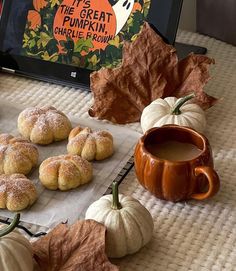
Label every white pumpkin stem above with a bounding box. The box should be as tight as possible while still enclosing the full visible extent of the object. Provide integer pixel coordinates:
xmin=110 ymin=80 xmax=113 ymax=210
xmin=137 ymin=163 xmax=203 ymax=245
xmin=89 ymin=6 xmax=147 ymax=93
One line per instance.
xmin=172 ymin=93 xmax=195 ymax=115
xmin=0 ymin=213 xmax=20 ymax=238
xmin=111 ymin=181 xmax=122 ymax=210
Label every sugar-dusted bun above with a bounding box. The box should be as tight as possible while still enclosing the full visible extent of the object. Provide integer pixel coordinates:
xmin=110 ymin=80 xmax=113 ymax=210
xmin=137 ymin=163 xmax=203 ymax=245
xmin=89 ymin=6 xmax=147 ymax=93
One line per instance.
xmin=39 ymin=154 xmax=93 ymax=191
xmin=67 ymin=126 xmax=114 ymax=161
xmin=0 ymin=174 xmax=37 ymax=211
xmin=18 ymin=106 xmax=72 ymax=145
xmin=0 ymin=134 xmax=39 ymax=175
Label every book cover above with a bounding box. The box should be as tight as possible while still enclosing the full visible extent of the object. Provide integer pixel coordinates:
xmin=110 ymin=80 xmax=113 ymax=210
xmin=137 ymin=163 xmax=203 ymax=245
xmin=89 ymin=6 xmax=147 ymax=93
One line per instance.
xmin=20 ymin=0 xmax=151 ymax=70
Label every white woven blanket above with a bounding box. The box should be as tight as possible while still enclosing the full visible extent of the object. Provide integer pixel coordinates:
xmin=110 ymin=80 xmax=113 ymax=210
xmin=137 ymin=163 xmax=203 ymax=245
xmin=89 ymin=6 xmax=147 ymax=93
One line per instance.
xmin=0 ymin=30 xmax=235 ymax=271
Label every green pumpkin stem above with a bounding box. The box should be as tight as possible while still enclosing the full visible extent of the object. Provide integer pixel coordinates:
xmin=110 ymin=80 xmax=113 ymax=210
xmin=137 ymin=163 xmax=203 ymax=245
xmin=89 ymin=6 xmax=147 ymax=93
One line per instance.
xmin=111 ymin=181 xmax=122 ymax=210
xmin=172 ymin=93 xmax=195 ymax=115
xmin=0 ymin=213 xmax=20 ymax=238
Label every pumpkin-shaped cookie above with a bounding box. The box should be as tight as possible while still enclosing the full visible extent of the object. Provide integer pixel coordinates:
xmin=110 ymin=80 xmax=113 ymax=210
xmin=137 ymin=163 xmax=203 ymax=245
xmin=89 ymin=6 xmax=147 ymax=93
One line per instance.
xmin=0 ymin=174 xmax=37 ymax=211
xmin=0 ymin=134 xmax=39 ymax=175
xmin=18 ymin=106 xmax=72 ymax=145
xmin=39 ymin=155 xmax=93 ymax=191
xmin=67 ymin=126 xmax=114 ymax=161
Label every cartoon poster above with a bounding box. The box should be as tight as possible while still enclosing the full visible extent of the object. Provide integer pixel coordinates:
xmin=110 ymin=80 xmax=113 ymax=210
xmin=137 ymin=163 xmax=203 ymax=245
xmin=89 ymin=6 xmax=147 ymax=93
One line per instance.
xmin=22 ymin=0 xmax=151 ymax=70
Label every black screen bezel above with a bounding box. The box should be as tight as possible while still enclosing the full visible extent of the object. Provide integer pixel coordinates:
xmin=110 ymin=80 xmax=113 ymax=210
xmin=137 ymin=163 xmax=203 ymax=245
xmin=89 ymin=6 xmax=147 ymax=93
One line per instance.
xmin=0 ymin=0 xmax=183 ymax=87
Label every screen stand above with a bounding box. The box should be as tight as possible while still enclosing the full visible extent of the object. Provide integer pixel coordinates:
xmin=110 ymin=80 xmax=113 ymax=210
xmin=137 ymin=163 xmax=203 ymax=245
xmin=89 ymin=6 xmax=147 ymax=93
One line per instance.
xmin=175 ymin=42 xmax=207 ymax=59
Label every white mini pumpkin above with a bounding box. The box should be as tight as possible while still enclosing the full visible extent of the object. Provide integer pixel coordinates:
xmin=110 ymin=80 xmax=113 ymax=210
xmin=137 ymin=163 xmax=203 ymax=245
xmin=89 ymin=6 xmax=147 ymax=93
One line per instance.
xmin=0 ymin=214 xmax=34 ymax=271
xmin=85 ymin=181 xmax=154 ymax=258
xmin=141 ymin=93 xmax=206 ymax=133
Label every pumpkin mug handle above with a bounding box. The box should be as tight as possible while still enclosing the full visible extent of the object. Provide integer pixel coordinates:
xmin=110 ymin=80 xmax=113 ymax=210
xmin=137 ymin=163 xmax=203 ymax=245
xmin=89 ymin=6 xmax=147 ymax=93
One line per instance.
xmin=191 ymin=166 xmax=220 ymax=200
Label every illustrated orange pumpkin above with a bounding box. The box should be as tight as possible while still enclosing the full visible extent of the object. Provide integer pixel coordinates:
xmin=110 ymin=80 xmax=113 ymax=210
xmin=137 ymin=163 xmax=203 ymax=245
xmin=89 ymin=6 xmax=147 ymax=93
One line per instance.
xmin=57 ymin=43 xmax=67 ymax=55
xmin=53 ymin=0 xmax=116 ymax=52
xmin=33 ymin=0 xmax=47 ymax=12
xmin=133 ymin=2 xmax=142 ymax=12
xmin=27 ymin=10 xmax=41 ymax=30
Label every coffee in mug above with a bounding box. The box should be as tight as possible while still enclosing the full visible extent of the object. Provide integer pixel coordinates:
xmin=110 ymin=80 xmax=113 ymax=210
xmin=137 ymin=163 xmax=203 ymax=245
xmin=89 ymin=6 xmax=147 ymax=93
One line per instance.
xmin=146 ymin=141 xmax=202 ymax=161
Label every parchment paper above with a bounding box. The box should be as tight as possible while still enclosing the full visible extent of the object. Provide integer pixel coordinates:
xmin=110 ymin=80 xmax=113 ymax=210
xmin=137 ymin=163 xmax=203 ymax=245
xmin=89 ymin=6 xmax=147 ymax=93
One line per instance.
xmin=0 ymin=100 xmax=141 ymax=228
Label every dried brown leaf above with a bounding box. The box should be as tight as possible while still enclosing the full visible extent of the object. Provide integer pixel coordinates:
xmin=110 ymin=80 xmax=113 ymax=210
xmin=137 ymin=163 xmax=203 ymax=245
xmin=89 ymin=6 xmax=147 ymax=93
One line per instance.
xmin=171 ymin=54 xmax=218 ymax=109
xmin=89 ymin=22 xmax=218 ymax=124
xmin=32 ymin=220 xmax=119 ymax=271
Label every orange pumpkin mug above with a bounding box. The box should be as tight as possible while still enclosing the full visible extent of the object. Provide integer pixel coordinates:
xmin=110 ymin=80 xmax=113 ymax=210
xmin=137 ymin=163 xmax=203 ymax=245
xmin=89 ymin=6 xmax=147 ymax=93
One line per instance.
xmin=134 ymin=125 xmax=220 ymax=202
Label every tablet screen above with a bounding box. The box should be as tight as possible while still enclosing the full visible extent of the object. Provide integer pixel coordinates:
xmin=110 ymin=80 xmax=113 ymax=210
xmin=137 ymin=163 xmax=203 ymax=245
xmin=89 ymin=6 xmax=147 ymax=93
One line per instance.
xmin=0 ymin=0 xmax=183 ymax=86
xmin=0 ymin=0 xmax=151 ymax=71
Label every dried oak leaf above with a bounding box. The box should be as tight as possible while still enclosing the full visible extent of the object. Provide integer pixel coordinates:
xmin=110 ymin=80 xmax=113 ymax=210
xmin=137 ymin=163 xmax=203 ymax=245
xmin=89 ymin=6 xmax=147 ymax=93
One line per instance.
xmin=32 ymin=220 xmax=119 ymax=271
xmin=89 ymin=22 xmax=218 ymax=124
